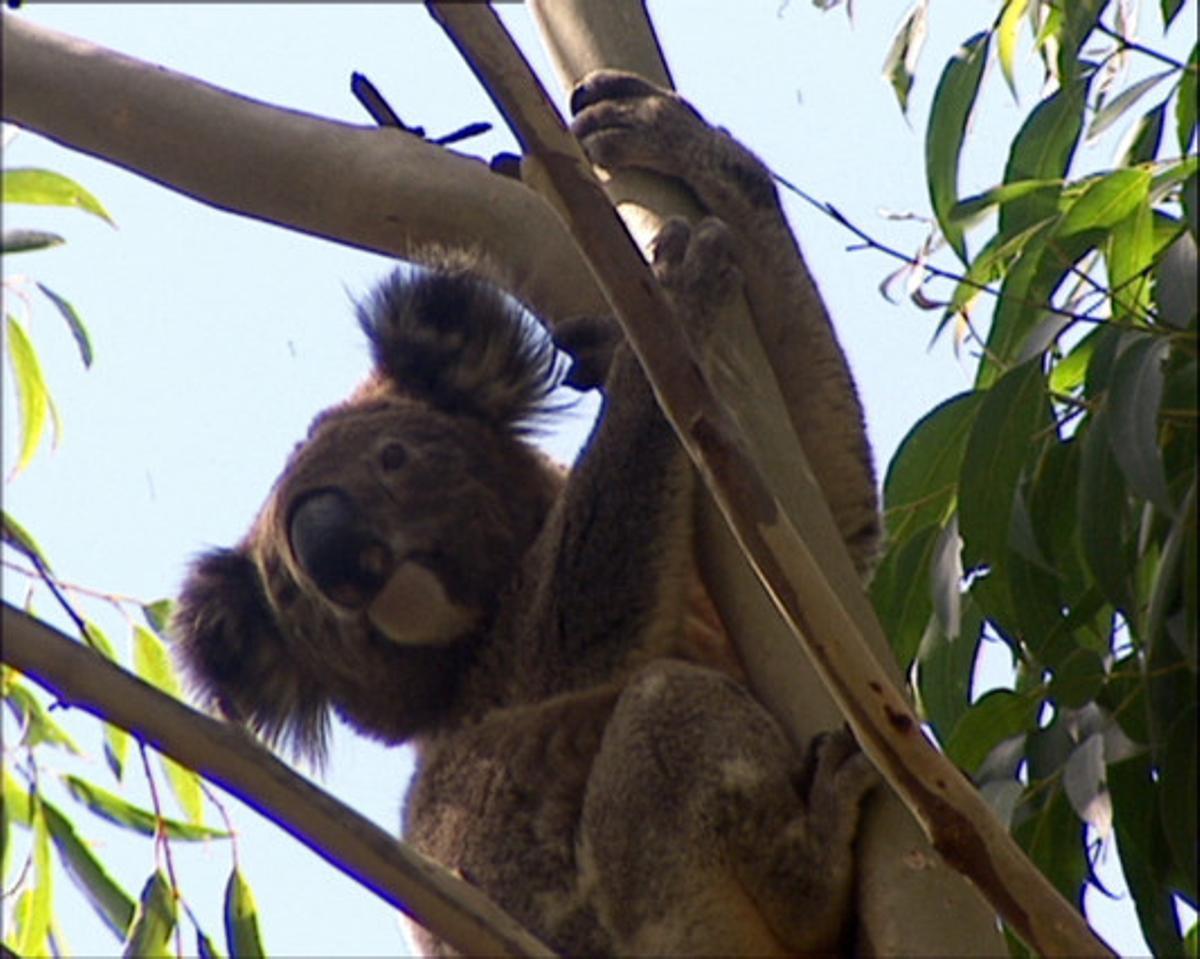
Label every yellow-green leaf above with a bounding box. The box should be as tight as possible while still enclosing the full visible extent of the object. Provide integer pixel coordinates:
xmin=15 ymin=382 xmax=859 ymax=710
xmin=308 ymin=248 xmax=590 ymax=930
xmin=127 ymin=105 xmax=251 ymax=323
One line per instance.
xmin=997 ymin=0 xmax=1030 ymax=99
xmin=63 ymin=775 xmax=228 ymax=841
xmin=881 ymin=0 xmax=929 ymax=115
xmin=1 ymin=510 xmax=53 ymax=571
xmin=14 ymin=802 xmax=53 ymax=956
xmin=4 ymin=314 xmax=59 ymax=479
xmin=42 ymin=800 xmax=136 ymax=938
xmin=123 ymin=871 xmax=176 ymax=959
xmin=2 ymin=167 xmax=116 ymax=226
xmin=133 ymin=624 xmax=181 ymax=697
xmin=224 ymin=868 xmax=265 ymax=959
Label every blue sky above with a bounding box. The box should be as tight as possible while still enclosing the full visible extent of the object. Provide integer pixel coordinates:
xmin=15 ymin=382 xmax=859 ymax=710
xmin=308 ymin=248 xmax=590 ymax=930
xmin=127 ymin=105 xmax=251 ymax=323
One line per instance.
xmin=3 ymin=3 xmax=1191 ymax=955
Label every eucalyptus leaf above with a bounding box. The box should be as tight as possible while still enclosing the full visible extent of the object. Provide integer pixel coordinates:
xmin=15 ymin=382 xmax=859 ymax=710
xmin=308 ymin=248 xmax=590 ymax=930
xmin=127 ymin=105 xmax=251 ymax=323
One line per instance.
xmin=1107 ymin=334 xmax=1173 ymax=515
xmin=2 ymin=168 xmax=116 ymax=225
xmin=124 ymin=871 xmax=176 ymax=959
xmin=925 ymin=31 xmax=989 ymax=263
xmin=225 ymin=868 xmax=265 ymax=959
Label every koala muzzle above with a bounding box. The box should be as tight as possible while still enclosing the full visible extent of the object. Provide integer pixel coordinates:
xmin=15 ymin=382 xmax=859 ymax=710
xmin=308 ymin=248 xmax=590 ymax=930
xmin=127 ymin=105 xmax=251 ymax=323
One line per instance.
xmin=288 ymin=488 xmax=392 ymax=610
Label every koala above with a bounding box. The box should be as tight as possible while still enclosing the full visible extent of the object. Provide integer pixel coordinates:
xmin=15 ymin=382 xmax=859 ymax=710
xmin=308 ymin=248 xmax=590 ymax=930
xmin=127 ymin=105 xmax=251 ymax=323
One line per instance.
xmin=173 ymin=71 xmax=880 ymax=956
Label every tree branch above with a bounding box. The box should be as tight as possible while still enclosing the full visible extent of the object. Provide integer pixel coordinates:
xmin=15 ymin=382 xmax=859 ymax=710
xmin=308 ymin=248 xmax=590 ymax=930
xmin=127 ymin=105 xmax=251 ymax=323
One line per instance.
xmin=427 ymin=4 xmax=1113 ymax=956
xmin=1 ymin=604 xmax=552 ymax=958
xmin=0 ymin=12 xmax=606 ymax=327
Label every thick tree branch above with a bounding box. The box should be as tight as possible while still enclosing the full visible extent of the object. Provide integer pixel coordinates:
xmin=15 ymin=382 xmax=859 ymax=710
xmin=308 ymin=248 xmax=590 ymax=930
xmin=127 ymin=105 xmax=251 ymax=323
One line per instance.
xmin=0 ymin=12 xmax=606 ymax=326
xmin=428 ymin=5 xmax=1113 ymax=957
xmin=1 ymin=604 xmax=552 ymax=958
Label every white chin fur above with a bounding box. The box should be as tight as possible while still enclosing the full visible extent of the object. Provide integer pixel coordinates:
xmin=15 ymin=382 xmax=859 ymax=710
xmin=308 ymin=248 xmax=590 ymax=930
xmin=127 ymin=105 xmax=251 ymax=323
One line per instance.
xmin=367 ymin=562 xmax=478 ymax=646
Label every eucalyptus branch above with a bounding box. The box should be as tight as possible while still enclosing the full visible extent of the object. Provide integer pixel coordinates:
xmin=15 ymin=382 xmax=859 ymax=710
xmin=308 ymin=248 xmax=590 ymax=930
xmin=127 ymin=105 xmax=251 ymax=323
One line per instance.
xmin=426 ymin=4 xmax=1114 ymax=956
xmin=1 ymin=604 xmax=553 ymax=958
xmin=1093 ymin=19 xmax=1190 ymax=72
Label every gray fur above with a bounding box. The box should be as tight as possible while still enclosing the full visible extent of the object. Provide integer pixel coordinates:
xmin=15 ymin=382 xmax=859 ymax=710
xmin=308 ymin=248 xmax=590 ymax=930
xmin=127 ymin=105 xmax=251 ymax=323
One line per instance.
xmin=173 ymin=71 xmax=880 ymax=956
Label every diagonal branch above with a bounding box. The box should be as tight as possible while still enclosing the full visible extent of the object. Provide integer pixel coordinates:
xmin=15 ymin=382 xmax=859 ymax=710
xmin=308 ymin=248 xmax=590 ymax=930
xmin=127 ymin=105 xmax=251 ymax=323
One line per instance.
xmin=426 ymin=4 xmax=1113 ymax=957
xmin=1 ymin=604 xmax=552 ymax=958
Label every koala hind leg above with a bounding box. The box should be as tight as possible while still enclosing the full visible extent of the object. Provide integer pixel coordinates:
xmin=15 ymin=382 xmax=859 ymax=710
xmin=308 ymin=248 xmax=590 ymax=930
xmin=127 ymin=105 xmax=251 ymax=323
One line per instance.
xmin=580 ymin=660 xmax=876 ymax=956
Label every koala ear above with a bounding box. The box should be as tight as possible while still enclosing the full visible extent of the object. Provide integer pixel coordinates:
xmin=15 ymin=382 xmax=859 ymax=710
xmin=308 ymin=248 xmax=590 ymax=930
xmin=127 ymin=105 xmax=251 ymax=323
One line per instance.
xmin=358 ymin=265 xmax=561 ymax=432
xmin=172 ymin=547 xmax=329 ymax=758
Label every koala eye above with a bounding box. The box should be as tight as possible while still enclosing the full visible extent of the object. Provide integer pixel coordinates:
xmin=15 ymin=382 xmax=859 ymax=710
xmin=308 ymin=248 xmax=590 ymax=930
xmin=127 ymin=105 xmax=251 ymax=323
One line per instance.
xmin=379 ymin=442 xmax=408 ymax=472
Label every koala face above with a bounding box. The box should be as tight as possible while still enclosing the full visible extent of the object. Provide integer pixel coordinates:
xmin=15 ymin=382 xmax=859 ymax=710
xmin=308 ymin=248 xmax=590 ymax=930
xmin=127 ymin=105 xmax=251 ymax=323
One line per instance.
xmin=276 ymin=397 xmax=556 ymax=645
xmin=173 ymin=263 xmax=562 ymax=754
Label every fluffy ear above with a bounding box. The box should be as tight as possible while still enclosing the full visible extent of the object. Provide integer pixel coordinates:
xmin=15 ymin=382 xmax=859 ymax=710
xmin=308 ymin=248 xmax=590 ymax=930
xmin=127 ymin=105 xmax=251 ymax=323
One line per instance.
xmin=358 ymin=265 xmax=560 ymax=432
xmin=172 ymin=548 xmax=329 ymax=757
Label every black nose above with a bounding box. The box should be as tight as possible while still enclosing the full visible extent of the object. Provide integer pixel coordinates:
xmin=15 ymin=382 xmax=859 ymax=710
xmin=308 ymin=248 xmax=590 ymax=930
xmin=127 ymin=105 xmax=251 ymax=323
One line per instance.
xmin=288 ymin=489 xmax=391 ymax=608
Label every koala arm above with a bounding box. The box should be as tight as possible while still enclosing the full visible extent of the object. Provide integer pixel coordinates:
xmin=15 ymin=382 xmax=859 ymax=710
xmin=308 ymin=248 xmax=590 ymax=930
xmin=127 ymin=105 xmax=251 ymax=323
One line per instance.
xmin=570 ymin=72 xmax=881 ymax=575
xmin=512 ymin=340 xmax=695 ymax=692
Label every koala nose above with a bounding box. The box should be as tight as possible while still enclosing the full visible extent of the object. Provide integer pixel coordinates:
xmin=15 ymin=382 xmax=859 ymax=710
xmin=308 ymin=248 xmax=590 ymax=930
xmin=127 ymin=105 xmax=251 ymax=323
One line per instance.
xmin=288 ymin=489 xmax=392 ymax=609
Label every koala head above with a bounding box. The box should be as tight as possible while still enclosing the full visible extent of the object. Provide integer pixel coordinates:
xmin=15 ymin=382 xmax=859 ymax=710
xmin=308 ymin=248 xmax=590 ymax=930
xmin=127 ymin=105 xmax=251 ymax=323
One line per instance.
xmin=172 ymin=261 xmax=564 ymax=755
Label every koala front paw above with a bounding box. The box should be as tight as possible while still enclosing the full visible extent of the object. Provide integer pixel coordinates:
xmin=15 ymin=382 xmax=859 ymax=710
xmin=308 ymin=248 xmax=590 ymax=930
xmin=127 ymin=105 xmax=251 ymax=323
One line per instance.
xmin=570 ymin=70 xmax=707 ymax=179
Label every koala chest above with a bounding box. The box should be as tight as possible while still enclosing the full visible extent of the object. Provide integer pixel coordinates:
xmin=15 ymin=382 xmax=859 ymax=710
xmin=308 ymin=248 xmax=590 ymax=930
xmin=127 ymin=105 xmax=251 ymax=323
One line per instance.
xmin=404 ymin=685 xmax=623 ymax=956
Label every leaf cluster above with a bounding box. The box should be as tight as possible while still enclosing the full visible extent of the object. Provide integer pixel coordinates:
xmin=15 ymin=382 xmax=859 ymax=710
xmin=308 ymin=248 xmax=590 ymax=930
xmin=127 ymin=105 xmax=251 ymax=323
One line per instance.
xmin=874 ymin=2 xmax=1196 ymax=954
xmin=2 ymin=168 xmax=267 ymax=958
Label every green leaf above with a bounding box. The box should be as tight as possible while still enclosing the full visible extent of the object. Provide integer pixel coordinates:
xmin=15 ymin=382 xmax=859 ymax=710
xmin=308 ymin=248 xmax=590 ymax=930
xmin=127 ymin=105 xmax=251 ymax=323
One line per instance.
xmin=958 ymin=358 xmax=1051 ymax=570
xmin=942 ymin=215 xmax=1058 ymax=337
xmin=1086 ymin=69 xmax=1174 ymax=143
xmin=1119 ymin=101 xmax=1167 ymax=167
xmin=1049 ymin=648 xmax=1107 ymax=710
xmin=996 ymin=0 xmax=1030 ymax=99
xmin=1107 ymin=194 xmax=1157 ymax=326
xmin=925 ymin=31 xmax=990 ymax=264
xmin=881 ymin=0 xmax=928 ymax=115
xmin=1178 ymin=43 xmax=1197 ymax=154
xmin=916 ymin=598 xmax=985 ymax=743
xmin=83 ymin=619 xmax=119 ymax=660
xmin=1054 ymin=0 xmax=1105 ymax=87
xmin=2 ymin=229 xmax=65 ymax=254
xmin=160 ymin=755 xmax=205 ymax=828
xmin=882 ymin=390 xmax=984 ymax=545
xmin=1077 ymin=411 xmax=1135 ymax=615
xmin=1110 ymin=753 xmax=1185 ymax=956
xmin=1000 ymin=78 xmax=1087 ymax=237
xmin=3 ymin=765 xmax=33 ymax=828
xmin=1058 ymin=168 xmax=1152 ymax=238
xmin=3 ymin=678 xmax=83 ymax=753
xmin=14 ymin=802 xmax=53 ymax=956
xmin=2 ymin=168 xmax=116 ymax=225
xmin=870 ymin=523 xmax=939 ymax=667
xmin=948 ymin=178 xmax=1062 ymax=229
xmin=1048 ymin=323 xmax=1103 ymax=394
xmin=1155 ymin=229 xmax=1198 ymax=330
xmin=1013 ymin=783 xmax=1086 ymax=903
xmin=141 ymin=599 xmax=175 ymax=635
xmin=4 ymin=314 xmax=59 ymax=479
xmin=1107 ymin=334 xmax=1173 ymax=515
xmin=36 ymin=282 xmax=93 ymax=368
xmin=105 ymin=723 xmax=131 ymax=782
xmin=224 ymin=868 xmax=265 ymax=959
xmin=946 ymin=688 xmax=1041 ymax=774
xmin=133 ymin=624 xmax=181 ymax=697
xmin=1 ymin=510 xmax=53 ymax=571
xmin=124 ymin=871 xmax=176 ymax=959
xmin=41 ymin=800 xmax=136 ymax=938
xmin=62 ymin=775 xmax=229 ymax=841
xmin=1161 ymin=0 xmax=1185 ymax=27
xmin=1161 ymin=704 xmax=1198 ymax=900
